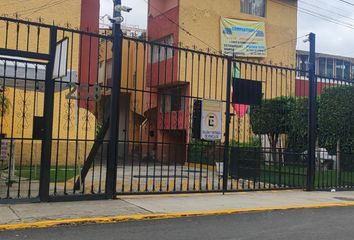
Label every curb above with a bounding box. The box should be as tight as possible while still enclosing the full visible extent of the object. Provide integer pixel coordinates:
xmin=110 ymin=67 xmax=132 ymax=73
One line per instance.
xmin=184 ymin=162 xmax=216 ymax=171
xmin=1 ymin=201 xmax=354 ymax=231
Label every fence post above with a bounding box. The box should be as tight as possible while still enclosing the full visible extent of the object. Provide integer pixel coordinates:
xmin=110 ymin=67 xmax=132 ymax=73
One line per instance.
xmin=106 ymin=0 xmax=123 ymax=198
xmin=223 ymin=57 xmax=232 ymax=193
xmin=39 ymin=26 xmax=57 ymax=202
xmin=307 ymin=32 xmax=316 ymax=191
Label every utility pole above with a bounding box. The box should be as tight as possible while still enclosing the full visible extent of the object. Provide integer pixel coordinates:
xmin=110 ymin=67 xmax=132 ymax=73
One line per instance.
xmin=307 ymin=33 xmax=316 ymax=191
xmin=106 ymin=0 xmax=124 ymax=198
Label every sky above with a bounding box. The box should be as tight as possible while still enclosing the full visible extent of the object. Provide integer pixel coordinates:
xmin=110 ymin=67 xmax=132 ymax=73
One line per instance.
xmin=100 ymin=0 xmax=354 ymax=58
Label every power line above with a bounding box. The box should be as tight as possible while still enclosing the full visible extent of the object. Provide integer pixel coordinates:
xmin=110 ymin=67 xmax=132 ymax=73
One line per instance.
xmin=141 ymin=0 xmax=219 ymax=53
xmin=22 ymin=0 xmax=72 ymax=17
xmin=271 ymin=0 xmax=354 ymax=30
xmin=9 ymin=0 xmax=73 ymax=18
xmin=0 ymin=0 xmax=33 ymax=9
xmin=13 ymin=0 xmax=55 ymax=15
xmin=299 ymin=0 xmax=354 ymax=23
xmin=313 ymin=0 xmax=354 ymax=15
xmin=337 ymin=0 xmax=354 ymax=7
xmin=266 ymin=34 xmax=309 ymax=51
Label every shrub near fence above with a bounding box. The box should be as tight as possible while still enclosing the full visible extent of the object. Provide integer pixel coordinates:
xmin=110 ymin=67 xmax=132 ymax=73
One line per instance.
xmin=229 ymin=138 xmax=262 ymax=180
xmin=188 ymin=141 xmax=223 ymax=165
xmin=318 ymin=85 xmax=354 ymax=185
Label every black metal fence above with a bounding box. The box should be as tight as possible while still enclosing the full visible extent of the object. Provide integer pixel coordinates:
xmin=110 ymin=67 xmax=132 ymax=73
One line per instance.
xmin=114 ymin=36 xmax=311 ymax=194
xmin=0 ymin=17 xmax=112 ymax=201
xmin=0 ymin=17 xmax=354 ymax=202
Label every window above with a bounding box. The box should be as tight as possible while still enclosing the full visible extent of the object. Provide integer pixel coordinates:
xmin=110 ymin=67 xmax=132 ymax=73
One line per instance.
xmin=299 ymin=55 xmax=309 ymax=76
xmin=319 ymin=58 xmax=326 ymax=76
xmin=327 ymin=59 xmax=334 ymax=78
xmin=160 ymin=93 xmax=170 ymax=113
xmin=160 ymin=87 xmax=184 ymax=113
xmin=241 ymin=0 xmax=266 ymax=17
xmin=170 ymin=88 xmax=183 ymax=112
xmin=318 ymin=57 xmax=341 ymax=78
xmin=150 ymin=35 xmax=174 ymax=64
xmin=336 ymin=59 xmax=344 ymax=79
xmin=352 ymin=65 xmax=354 ymax=81
xmin=344 ymin=61 xmax=350 ymax=80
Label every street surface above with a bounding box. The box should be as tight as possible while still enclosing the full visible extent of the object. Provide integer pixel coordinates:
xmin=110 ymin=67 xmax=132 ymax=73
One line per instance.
xmin=1 ymin=206 xmax=354 ymax=240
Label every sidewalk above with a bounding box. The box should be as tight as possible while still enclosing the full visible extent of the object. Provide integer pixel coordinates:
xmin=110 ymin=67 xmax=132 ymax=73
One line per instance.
xmin=1 ymin=190 xmax=354 ymax=230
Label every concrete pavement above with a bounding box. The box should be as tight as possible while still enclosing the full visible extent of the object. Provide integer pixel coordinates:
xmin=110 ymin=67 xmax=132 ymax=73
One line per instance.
xmin=1 ymin=190 xmax=354 ymax=230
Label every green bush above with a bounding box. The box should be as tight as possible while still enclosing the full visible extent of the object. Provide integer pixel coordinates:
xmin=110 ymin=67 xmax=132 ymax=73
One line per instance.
xmin=230 ymin=136 xmax=261 ymax=148
xmin=188 ymin=141 xmax=220 ymax=165
xmin=230 ymin=146 xmax=262 ymax=180
xmin=287 ymin=97 xmax=309 ymax=152
xmin=318 ymin=86 xmax=354 ymax=154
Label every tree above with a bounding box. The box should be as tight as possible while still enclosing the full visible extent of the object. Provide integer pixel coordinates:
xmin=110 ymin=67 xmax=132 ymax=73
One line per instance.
xmin=287 ymin=97 xmax=308 ymax=152
xmin=139 ymin=31 xmax=147 ymax=40
xmin=318 ymin=85 xmax=354 ymax=175
xmin=250 ymin=97 xmax=290 ymax=162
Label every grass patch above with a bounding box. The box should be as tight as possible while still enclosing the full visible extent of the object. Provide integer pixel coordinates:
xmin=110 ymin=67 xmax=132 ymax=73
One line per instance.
xmin=258 ymin=164 xmax=354 ymax=188
xmin=15 ymin=166 xmax=81 ymax=183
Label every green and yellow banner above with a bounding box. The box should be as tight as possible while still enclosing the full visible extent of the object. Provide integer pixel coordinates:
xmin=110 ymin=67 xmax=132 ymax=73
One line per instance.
xmin=220 ymin=18 xmax=267 ymax=57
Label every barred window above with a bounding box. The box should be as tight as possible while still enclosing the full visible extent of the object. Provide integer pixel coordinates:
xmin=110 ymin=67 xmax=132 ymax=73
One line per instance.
xmin=241 ymin=0 xmax=266 ymax=17
xmin=160 ymin=87 xmax=185 ymax=113
xmin=150 ymin=35 xmax=174 ymax=64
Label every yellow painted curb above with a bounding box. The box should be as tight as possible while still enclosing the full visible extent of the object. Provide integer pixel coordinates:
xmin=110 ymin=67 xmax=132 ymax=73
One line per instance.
xmin=184 ymin=162 xmax=216 ymax=171
xmin=2 ymin=201 xmax=354 ymax=231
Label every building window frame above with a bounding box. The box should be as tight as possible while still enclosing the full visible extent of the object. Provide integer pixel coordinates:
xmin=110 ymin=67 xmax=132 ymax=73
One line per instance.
xmin=150 ymin=35 xmax=174 ymax=64
xmin=240 ymin=0 xmax=266 ymax=17
xmin=318 ymin=57 xmax=326 ymax=76
xmin=327 ymin=58 xmax=334 ymax=78
xmin=336 ymin=59 xmax=344 ymax=79
xmin=299 ymin=54 xmax=309 ymax=77
xmin=159 ymin=87 xmax=185 ymax=113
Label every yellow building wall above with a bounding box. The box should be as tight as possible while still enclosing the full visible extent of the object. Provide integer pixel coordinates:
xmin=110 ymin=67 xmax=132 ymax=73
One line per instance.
xmin=0 ymin=1 xmax=100 ymax=167
xmin=0 ymin=0 xmax=81 ymax=27
xmin=0 ymin=0 xmax=82 ymax=69
xmin=176 ymin=0 xmax=298 ymax=143
xmin=1 ymin=87 xmax=96 ymax=167
xmin=178 ymin=0 xmax=297 ymax=66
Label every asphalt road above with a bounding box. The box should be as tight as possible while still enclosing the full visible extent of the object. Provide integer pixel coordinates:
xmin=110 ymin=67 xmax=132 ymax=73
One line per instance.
xmin=2 ymin=206 xmax=354 ymax=240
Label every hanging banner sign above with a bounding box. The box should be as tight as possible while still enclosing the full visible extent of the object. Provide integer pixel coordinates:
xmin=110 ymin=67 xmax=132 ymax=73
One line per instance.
xmin=201 ymin=100 xmax=222 ymax=141
xmin=220 ymin=18 xmax=267 ymax=57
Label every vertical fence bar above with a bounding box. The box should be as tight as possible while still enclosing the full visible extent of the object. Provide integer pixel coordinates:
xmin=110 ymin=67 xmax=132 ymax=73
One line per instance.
xmin=223 ymin=57 xmax=232 ymax=193
xmin=39 ymin=26 xmax=57 ymax=202
xmin=106 ymin=0 xmax=123 ymax=198
xmin=307 ymin=33 xmax=316 ymax=191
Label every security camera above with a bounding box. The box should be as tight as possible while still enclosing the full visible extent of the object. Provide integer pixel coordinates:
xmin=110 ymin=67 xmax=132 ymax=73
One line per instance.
xmin=109 ymin=16 xmax=125 ymax=24
xmin=114 ymin=5 xmax=133 ymax=13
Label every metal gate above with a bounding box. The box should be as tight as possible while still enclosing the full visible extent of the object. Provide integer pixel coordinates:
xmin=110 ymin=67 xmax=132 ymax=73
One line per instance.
xmin=114 ymin=36 xmax=311 ymax=194
xmin=0 ymin=17 xmax=113 ymax=202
